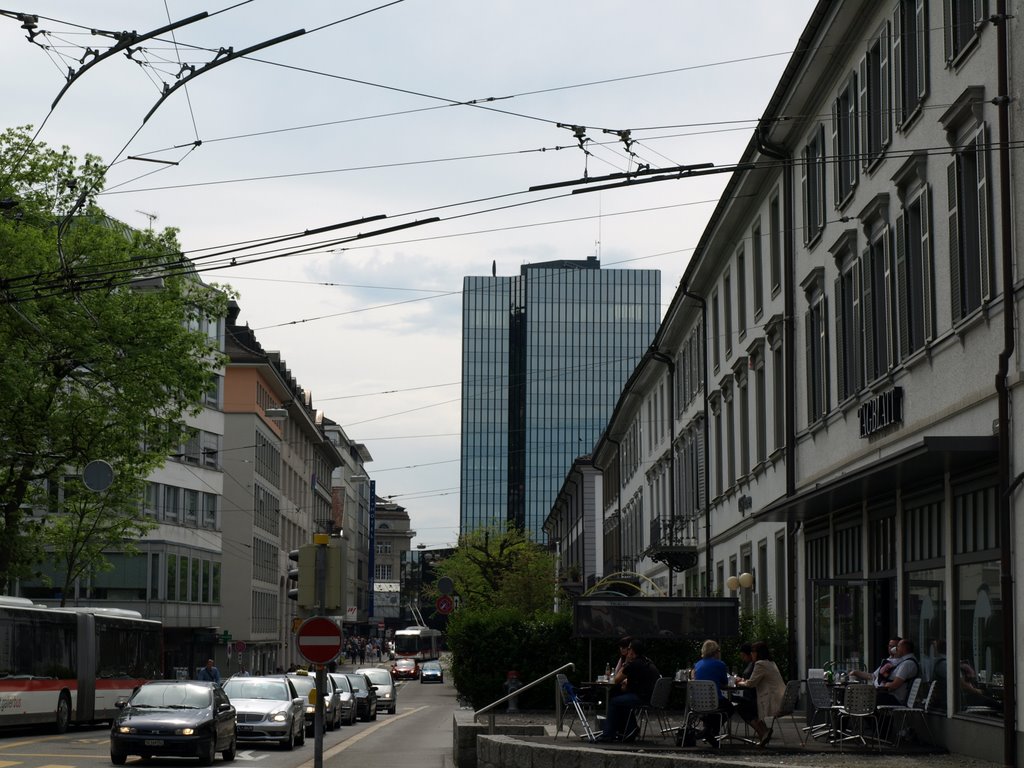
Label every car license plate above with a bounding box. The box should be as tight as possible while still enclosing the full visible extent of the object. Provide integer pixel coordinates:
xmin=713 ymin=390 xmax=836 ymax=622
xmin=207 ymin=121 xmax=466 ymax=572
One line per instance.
xmin=238 ymin=726 xmax=253 ymax=733
xmin=144 ymin=740 xmax=164 ymax=746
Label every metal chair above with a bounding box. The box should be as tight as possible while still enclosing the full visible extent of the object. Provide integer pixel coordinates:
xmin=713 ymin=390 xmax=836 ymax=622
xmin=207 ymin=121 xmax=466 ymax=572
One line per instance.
xmin=767 ymin=679 xmax=806 ymax=746
xmin=637 ymin=676 xmax=675 ymax=740
xmin=674 ymin=679 xmax=722 ymax=747
xmin=804 ymin=677 xmax=835 ymax=741
xmin=556 ymin=674 xmax=596 ymax=742
xmin=836 ymin=683 xmax=881 ymax=751
xmin=875 ymin=677 xmax=921 ymax=742
xmin=890 ymin=680 xmax=936 ymax=747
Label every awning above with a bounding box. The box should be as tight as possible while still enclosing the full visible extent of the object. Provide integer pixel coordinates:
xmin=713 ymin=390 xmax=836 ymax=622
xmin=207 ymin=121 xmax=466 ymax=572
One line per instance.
xmin=753 ymin=435 xmax=998 ymax=523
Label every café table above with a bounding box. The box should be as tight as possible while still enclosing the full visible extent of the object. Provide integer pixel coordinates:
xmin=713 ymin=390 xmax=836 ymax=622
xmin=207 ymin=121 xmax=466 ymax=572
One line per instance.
xmin=716 ymin=683 xmax=758 ymax=746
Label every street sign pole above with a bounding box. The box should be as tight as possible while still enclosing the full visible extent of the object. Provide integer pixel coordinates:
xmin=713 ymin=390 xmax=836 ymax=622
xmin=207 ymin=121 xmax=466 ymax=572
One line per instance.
xmin=313 ymin=533 xmax=327 ymax=768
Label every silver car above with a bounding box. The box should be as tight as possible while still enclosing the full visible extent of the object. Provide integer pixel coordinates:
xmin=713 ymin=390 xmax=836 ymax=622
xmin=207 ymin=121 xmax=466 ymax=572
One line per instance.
xmin=221 ymin=676 xmax=305 ymax=750
xmin=356 ymin=667 xmax=398 ymax=714
xmin=286 ymin=673 xmax=342 ymax=734
xmin=328 ymin=673 xmax=358 ymax=725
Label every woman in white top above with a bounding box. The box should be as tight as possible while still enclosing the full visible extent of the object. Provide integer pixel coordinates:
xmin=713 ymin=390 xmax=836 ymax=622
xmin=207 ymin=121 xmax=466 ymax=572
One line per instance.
xmin=734 ymin=640 xmax=787 ymax=746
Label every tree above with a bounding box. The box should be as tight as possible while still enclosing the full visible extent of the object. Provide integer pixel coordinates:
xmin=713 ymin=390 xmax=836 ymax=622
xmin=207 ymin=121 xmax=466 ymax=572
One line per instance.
xmin=0 ymin=125 xmax=229 ymax=595
xmin=434 ymin=526 xmax=556 ymax=616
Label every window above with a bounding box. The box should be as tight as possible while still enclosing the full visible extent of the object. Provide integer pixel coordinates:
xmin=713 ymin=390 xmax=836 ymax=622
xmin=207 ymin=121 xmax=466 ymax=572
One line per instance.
xmin=832 ymin=230 xmax=861 ymax=402
xmin=948 ymin=129 xmax=992 ymax=323
xmin=712 ymin=395 xmax=723 ymax=498
xmin=860 ymin=23 xmax=891 ymax=166
xmin=184 ymin=489 xmax=199 ymax=525
xmin=374 ymin=564 xmax=392 ymax=581
xmin=736 ymin=248 xmax=747 ymax=341
xmin=802 ymin=271 xmax=829 ymax=424
xmin=944 ymin=0 xmax=987 ymax=63
xmin=832 ymin=72 xmax=859 ymax=203
xmin=772 ymin=344 xmax=784 ymax=451
xmin=769 ymin=193 xmax=782 ymax=294
xmin=893 ymin=0 xmax=929 ymax=127
xmin=862 ymin=222 xmax=893 ymax=383
xmin=166 ymin=555 xmax=177 ymax=601
xmin=749 ymin=343 xmax=767 ymax=465
xmin=375 ymin=542 xmax=392 ymax=555
xmin=712 ymin=289 xmax=721 ymax=371
xmin=895 ymin=185 xmax=934 ymax=358
xmin=737 ymin=369 xmax=749 ymax=478
xmin=162 ymin=485 xmax=180 ymax=523
xmin=202 ymin=493 xmax=218 ymax=529
xmin=802 ymin=125 xmax=827 ymax=245
xmin=751 ymin=219 xmax=764 ymax=318
xmin=723 ymin=271 xmax=733 ymax=358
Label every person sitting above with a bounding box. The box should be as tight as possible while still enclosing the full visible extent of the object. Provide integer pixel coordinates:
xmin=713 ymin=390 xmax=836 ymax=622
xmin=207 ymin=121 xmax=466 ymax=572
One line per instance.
xmin=851 ymin=637 xmax=900 ymax=686
xmin=876 ymin=638 xmax=919 ymax=705
xmin=734 ymin=640 xmax=786 ymax=746
xmin=597 ymin=638 xmax=660 ymax=743
xmin=693 ymin=639 xmax=732 ymax=749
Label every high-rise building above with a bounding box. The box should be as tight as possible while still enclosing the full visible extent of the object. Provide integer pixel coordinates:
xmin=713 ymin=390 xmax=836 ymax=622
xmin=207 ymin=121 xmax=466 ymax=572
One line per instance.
xmin=460 ymin=257 xmax=660 ymax=540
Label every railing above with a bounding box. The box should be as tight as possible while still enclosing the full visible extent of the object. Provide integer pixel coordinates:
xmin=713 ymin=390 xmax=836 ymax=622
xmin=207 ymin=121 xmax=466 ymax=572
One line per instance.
xmin=473 ymin=662 xmax=575 ymax=734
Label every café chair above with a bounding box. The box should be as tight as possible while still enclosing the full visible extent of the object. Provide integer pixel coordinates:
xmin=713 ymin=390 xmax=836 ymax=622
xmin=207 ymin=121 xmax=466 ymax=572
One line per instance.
xmin=766 ymin=679 xmax=806 ymax=746
xmin=835 ymin=683 xmax=881 ymax=751
xmin=889 ymin=679 xmax=936 ymax=747
xmin=556 ymin=674 xmax=596 ymax=742
xmin=804 ymin=677 xmax=835 ymax=741
xmin=674 ymin=679 xmax=722 ymax=747
xmin=876 ymin=677 xmax=921 ymax=743
xmin=636 ymin=676 xmax=675 ymax=740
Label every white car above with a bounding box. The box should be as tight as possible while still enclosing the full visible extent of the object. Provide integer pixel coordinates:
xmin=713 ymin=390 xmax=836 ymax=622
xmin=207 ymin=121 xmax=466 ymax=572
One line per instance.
xmin=221 ymin=676 xmax=306 ymax=750
xmin=355 ymin=667 xmax=398 ymax=714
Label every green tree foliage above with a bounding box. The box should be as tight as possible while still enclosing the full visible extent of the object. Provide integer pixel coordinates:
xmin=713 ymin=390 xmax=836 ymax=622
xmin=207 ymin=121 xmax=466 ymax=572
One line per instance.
xmin=0 ymin=125 xmax=229 ymax=594
xmin=433 ymin=526 xmax=556 ymax=615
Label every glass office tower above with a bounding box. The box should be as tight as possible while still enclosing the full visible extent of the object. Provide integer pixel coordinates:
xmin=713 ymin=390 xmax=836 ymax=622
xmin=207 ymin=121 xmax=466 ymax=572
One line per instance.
xmin=460 ymin=257 xmax=660 ymax=541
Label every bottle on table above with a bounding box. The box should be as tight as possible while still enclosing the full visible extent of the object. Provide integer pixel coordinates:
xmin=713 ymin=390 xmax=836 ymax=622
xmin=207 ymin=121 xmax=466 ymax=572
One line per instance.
xmin=604 ymin=663 xmax=612 ymax=681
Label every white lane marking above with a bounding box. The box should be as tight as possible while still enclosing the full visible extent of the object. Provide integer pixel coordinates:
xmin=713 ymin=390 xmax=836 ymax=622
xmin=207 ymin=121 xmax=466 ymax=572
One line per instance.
xmin=297 ymin=705 xmax=430 ymax=768
xmin=234 ymin=750 xmax=268 ymax=761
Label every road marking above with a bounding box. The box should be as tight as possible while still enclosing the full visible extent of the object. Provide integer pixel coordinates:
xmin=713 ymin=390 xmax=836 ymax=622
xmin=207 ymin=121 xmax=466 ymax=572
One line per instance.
xmin=0 ymin=761 xmax=19 ymax=767
xmin=297 ymin=706 xmax=429 ymax=768
xmin=234 ymin=751 xmax=268 ymax=761
xmin=38 ymin=764 xmax=76 ymax=768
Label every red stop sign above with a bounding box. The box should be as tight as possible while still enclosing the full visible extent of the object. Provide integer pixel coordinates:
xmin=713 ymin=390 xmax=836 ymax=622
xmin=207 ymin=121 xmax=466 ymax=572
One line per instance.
xmin=296 ymin=617 xmax=343 ymax=664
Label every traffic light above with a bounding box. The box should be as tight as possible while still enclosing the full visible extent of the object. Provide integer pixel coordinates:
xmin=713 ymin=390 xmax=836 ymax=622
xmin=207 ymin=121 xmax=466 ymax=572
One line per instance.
xmin=287 ymin=546 xmax=316 ymax=608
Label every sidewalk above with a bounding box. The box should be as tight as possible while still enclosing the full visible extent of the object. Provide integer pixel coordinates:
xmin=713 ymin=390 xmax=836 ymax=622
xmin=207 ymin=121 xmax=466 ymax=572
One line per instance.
xmin=481 ymin=711 xmax=1003 ymax=768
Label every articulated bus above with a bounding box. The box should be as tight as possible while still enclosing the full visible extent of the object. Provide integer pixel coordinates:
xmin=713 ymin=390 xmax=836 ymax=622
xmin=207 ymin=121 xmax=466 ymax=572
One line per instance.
xmin=0 ymin=597 xmax=162 ymax=732
xmin=393 ymin=625 xmax=442 ymax=661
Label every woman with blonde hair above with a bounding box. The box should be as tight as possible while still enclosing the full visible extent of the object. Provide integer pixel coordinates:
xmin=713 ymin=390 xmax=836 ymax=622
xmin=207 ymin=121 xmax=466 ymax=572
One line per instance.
xmin=734 ymin=640 xmax=786 ymax=746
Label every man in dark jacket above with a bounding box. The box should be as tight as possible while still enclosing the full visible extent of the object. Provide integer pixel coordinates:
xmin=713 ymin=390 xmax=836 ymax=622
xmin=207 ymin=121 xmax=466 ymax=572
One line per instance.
xmin=598 ymin=639 xmax=660 ymax=742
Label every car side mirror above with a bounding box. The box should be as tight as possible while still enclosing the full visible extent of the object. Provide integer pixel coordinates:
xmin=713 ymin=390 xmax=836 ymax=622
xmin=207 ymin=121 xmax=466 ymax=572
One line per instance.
xmin=115 ymin=699 xmax=128 ymax=709
xmin=218 ymin=703 xmax=233 ymax=713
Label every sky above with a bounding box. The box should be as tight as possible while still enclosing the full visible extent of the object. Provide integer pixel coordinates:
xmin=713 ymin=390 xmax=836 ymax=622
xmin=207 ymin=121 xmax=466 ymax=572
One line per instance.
xmin=0 ymin=0 xmax=818 ymax=549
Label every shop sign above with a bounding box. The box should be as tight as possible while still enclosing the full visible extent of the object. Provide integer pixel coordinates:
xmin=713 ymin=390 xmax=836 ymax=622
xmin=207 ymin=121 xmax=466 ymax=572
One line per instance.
xmin=858 ymin=386 xmax=903 ymax=438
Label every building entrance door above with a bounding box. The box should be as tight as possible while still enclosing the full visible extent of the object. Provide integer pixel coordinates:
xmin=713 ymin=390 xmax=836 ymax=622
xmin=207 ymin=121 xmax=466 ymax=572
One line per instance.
xmin=807 ymin=578 xmax=894 ymax=673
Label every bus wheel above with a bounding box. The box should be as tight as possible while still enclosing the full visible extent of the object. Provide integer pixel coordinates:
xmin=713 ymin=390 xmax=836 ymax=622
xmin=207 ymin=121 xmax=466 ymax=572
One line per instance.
xmin=55 ymin=693 xmax=71 ymax=734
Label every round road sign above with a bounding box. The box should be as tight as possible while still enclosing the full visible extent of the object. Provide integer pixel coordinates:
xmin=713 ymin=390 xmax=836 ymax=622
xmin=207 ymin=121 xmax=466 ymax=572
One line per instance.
xmin=296 ymin=617 xmax=343 ymax=664
xmin=436 ymin=595 xmax=454 ymax=615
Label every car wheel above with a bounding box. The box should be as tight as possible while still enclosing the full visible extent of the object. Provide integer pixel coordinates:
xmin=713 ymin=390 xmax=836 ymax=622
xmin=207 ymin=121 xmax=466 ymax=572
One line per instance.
xmin=111 ymin=750 xmax=128 ymax=765
xmin=296 ymin=723 xmax=306 ymax=746
xmin=55 ymin=692 xmax=72 ymax=734
xmin=222 ymin=736 xmax=236 ymax=762
xmin=370 ymin=704 xmax=377 ymax=721
xmin=348 ymin=708 xmax=357 ymax=725
xmin=198 ymin=739 xmax=216 ymax=766
xmin=281 ymin=725 xmax=295 ymax=751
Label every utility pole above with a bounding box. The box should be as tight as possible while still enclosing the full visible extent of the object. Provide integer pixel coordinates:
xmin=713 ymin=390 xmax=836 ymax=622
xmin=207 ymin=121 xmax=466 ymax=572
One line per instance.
xmin=313 ymin=533 xmax=327 ymax=768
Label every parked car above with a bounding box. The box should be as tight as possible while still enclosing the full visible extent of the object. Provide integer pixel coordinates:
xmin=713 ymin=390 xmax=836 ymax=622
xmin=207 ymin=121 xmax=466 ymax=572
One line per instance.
xmin=110 ymin=680 xmax=236 ymax=766
xmin=285 ymin=673 xmax=342 ymax=734
xmin=391 ymin=657 xmax=419 ymax=680
xmin=420 ymin=660 xmax=444 ymax=684
xmin=328 ymin=672 xmax=358 ymax=725
xmin=345 ymin=673 xmax=378 ymax=721
xmin=355 ymin=667 xmax=397 ymax=714
xmin=221 ymin=676 xmax=305 ymax=750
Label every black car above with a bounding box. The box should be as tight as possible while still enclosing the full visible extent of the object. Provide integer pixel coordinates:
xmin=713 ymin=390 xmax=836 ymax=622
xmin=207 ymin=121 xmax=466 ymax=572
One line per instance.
xmin=345 ymin=673 xmax=378 ymax=721
xmin=110 ymin=680 xmax=236 ymax=765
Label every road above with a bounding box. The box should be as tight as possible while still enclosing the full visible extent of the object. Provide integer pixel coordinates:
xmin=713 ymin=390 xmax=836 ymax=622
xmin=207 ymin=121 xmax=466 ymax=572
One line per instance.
xmin=0 ymin=669 xmax=459 ymax=768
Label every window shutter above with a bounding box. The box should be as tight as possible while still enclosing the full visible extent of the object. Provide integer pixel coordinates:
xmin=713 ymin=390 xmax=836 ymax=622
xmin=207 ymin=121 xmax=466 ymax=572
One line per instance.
xmin=817 ymin=126 xmax=828 ymax=226
xmin=880 ymin=22 xmax=891 ymax=148
xmin=831 ymin=97 xmax=841 ymax=206
xmin=820 ymin=296 xmax=830 ymax=415
xmin=943 ymin=0 xmax=954 ymax=62
xmin=976 ymin=130 xmax=991 ymax=301
xmin=881 ymin=227 xmax=893 ymax=370
xmin=893 ymin=5 xmax=904 ymax=127
xmin=861 ymin=248 xmax=875 ymax=381
xmin=835 ymin=276 xmax=846 ymax=400
xmin=696 ymin=429 xmax=706 ymax=511
xmin=895 ymin=211 xmax=910 ymax=360
xmin=921 ymin=184 xmax=934 ymax=341
xmin=847 ymin=74 xmax=859 ymax=188
xmin=805 ymin=311 xmax=815 ymax=423
xmin=858 ymin=56 xmax=869 ymax=168
xmin=916 ymin=0 xmax=929 ymax=100
xmin=948 ymin=159 xmax=963 ymax=323
xmin=853 ymin=259 xmax=863 ymax=391
xmin=801 ymin=146 xmax=810 ymax=245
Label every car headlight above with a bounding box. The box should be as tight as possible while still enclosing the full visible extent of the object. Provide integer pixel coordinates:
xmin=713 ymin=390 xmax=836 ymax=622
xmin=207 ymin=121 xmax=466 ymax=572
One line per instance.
xmin=117 ymin=726 xmax=136 ymax=734
xmin=176 ymin=728 xmax=195 ymax=736
xmin=305 ymin=705 xmax=315 ymax=714
xmin=380 ymin=692 xmax=391 ymax=699
xmin=270 ymin=711 xmax=288 ymax=722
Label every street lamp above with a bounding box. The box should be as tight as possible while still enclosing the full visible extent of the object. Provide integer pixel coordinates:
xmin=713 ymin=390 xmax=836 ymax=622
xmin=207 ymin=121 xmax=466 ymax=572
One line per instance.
xmin=726 ymin=572 xmax=754 ymax=591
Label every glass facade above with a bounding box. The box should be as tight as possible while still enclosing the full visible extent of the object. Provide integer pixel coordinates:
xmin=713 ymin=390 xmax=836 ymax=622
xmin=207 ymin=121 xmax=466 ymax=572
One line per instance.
xmin=460 ymin=258 xmax=660 ymax=540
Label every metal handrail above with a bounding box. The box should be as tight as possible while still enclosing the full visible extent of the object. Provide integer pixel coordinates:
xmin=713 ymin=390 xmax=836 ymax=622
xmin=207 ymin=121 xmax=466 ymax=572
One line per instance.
xmin=473 ymin=662 xmax=575 ymax=734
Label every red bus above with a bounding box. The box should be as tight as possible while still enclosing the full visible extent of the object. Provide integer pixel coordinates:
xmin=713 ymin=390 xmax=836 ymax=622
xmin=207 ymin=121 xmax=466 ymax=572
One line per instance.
xmin=0 ymin=597 xmax=162 ymax=731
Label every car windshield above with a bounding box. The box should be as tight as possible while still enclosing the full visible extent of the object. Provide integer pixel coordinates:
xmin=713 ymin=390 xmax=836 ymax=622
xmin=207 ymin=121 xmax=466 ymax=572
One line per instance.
xmin=346 ymin=675 xmax=368 ymax=692
xmin=357 ymin=669 xmax=392 ymax=685
xmin=223 ymin=679 xmax=290 ymax=701
xmin=422 ymin=662 xmax=441 ymax=672
xmin=287 ymin=676 xmax=315 ymax=696
xmin=330 ymin=674 xmax=351 ymax=693
xmin=396 ymin=660 xmax=415 ymax=668
xmin=131 ymin=684 xmax=211 ymax=709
